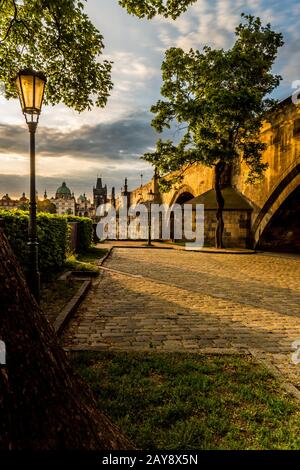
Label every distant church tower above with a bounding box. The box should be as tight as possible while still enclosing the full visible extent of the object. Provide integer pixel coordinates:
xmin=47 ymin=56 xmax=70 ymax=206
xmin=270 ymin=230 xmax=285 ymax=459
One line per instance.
xmin=93 ymin=177 xmax=108 ymax=207
xmin=111 ymin=187 xmax=116 ymax=208
xmin=121 ymin=177 xmax=129 ymax=196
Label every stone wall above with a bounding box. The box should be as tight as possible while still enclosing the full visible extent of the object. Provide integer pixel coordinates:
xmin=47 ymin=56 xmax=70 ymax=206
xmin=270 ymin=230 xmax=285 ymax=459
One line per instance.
xmin=232 ymin=98 xmax=300 ymax=241
xmin=201 ymin=210 xmax=252 ymax=248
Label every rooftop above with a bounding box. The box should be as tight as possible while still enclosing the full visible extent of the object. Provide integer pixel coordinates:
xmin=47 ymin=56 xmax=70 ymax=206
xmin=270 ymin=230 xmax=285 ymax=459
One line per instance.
xmin=186 ymin=186 xmax=253 ymax=211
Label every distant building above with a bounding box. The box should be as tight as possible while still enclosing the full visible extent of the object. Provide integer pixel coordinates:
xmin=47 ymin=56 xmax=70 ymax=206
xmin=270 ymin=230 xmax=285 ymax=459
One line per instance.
xmin=77 ymin=193 xmax=95 ymax=218
xmin=0 ymin=177 xmax=115 ymax=219
xmin=38 ymin=190 xmax=56 ymax=213
xmin=0 ymin=193 xmax=29 ymax=210
xmin=111 ymin=186 xmax=116 ymax=208
xmin=19 ymin=192 xmax=29 ymax=205
xmin=115 ymin=177 xmax=131 ymax=211
xmin=93 ymin=177 xmax=108 ymax=208
xmin=52 ymin=181 xmax=76 ymax=215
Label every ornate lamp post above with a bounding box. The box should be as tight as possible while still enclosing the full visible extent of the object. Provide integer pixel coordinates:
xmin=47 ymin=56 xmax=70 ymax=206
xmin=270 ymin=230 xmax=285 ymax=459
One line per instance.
xmin=16 ymin=69 xmax=47 ymax=302
xmin=147 ymin=189 xmax=155 ymax=246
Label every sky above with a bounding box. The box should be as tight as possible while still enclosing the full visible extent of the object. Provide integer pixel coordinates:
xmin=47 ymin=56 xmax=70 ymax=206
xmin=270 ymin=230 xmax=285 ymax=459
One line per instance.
xmin=1 ymin=0 xmax=300 ymax=199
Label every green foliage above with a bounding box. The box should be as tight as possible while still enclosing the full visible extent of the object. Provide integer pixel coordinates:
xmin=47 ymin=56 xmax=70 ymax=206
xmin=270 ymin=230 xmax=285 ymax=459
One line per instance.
xmin=77 ymin=246 xmax=108 ymax=263
xmin=37 ymin=199 xmax=56 ymax=213
xmin=37 ymin=213 xmax=69 ymax=271
xmin=65 ymin=246 xmax=107 ymax=273
xmin=0 ymin=0 xmax=197 ymax=112
xmin=0 ymin=210 xmax=93 ymax=275
xmin=65 ymin=254 xmax=99 ymax=273
xmin=65 ymin=215 xmax=93 ymax=252
xmin=118 ymin=0 xmax=197 ymax=19
xmin=0 ymin=0 xmax=113 ymax=111
xmin=0 ymin=209 xmax=69 ymax=273
xmin=144 ymin=14 xmax=284 ymax=186
xmin=0 ymin=209 xmax=29 ymax=267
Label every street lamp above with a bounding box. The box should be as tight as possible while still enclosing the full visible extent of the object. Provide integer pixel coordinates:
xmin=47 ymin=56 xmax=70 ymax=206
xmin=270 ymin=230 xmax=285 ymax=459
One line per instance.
xmin=16 ymin=69 xmax=47 ymax=302
xmin=147 ymin=189 xmax=155 ymax=246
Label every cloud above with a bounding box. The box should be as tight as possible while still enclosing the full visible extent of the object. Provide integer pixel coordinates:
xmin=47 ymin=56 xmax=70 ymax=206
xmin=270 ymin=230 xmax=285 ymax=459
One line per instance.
xmin=154 ymin=0 xmax=242 ymax=51
xmin=0 ymin=111 xmax=164 ymax=162
xmin=0 ymin=110 xmax=162 ymax=198
xmin=110 ymin=52 xmax=158 ymax=81
xmin=154 ymin=0 xmax=300 ymax=53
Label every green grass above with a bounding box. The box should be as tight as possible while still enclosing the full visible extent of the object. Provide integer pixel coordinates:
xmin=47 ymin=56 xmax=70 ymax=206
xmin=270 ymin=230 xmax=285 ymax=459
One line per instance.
xmin=77 ymin=246 xmax=108 ymax=263
xmin=65 ymin=246 xmax=108 ymax=273
xmin=70 ymin=351 xmax=300 ymax=450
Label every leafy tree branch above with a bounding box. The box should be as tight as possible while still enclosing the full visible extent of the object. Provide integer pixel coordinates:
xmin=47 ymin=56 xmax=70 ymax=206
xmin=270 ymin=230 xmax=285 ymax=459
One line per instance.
xmin=0 ymin=0 xmax=113 ymax=111
xmin=144 ymin=14 xmax=284 ymax=247
xmin=118 ymin=0 xmax=197 ymax=19
xmin=0 ymin=0 xmax=197 ymax=111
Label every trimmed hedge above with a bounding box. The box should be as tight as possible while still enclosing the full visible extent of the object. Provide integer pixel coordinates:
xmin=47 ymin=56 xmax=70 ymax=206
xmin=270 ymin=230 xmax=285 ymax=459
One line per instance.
xmin=0 ymin=210 xmax=69 ymax=274
xmin=37 ymin=213 xmax=70 ymax=271
xmin=0 ymin=210 xmax=29 ymax=268
xmin=65 ymin=215 xmax=93 ymax=252
xmin=0 ymin=210 xmax=93 ymax=273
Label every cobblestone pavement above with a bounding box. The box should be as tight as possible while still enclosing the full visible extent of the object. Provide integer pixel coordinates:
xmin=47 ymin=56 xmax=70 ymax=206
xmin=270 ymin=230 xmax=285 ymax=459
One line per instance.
xmin=63 ymin=248 xmax=300 ymax=387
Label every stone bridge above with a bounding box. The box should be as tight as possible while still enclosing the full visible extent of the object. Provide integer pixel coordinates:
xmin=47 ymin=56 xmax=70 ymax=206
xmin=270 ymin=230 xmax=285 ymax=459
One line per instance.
xmin=128 ymin=96 xmax=300 ymax=251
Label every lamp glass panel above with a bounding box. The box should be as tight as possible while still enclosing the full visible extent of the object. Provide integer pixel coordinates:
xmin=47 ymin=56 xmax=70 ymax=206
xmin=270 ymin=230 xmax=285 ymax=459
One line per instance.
xmin=20 ymin=75 xmax=34 ymax=112
xmin=34 ymin=77 xmax=45 ymax=112
xmin=15 ymin=77 xmax=25 ymax=112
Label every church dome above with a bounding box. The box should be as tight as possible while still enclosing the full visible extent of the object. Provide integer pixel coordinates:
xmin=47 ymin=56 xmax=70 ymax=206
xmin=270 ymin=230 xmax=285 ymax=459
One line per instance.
xmin=56 ymin=181 xmax=72 ymax=199
xmin=19 ymin=192 xmax=28 ymax=202
xmin=78 ymin=193 xmax=87 ymax=202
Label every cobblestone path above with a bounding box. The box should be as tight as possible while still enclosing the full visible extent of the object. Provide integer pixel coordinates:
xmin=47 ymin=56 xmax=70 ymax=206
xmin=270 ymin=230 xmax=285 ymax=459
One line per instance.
xmin=63 ymin=248 xmax=300 ymax=387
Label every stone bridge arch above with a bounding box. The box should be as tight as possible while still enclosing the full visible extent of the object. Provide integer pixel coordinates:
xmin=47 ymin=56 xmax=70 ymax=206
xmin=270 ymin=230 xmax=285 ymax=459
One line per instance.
xmin=169 ymin=185 xmax=196 ymax=206
xmin=155 ymin=185 xmax=196 ymax=241
xmin=253 ymin=157 xmax=300 ymax=246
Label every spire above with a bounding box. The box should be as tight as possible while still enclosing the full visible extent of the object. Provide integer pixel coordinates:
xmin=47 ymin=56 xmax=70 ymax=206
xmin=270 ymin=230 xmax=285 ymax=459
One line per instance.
xmin=111 ymin=187 xmax=116 ymax=207
xmin=153 ymin=167 xmax=160 ymax=201
xmin=44 ymin=189 xmax=47 ymax=200
xmin=96 ymin=177 xmax=102 ymax=189
xmin=124 ymin=177 xmax=128 ymax=194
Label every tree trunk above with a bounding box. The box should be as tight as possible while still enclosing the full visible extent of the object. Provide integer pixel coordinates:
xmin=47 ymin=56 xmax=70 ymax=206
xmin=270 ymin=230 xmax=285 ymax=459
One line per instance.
xmin=214 ymin=161 xmax=225 ymax=248
xmin=0 ymin=227 xmax=134 ymax=450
